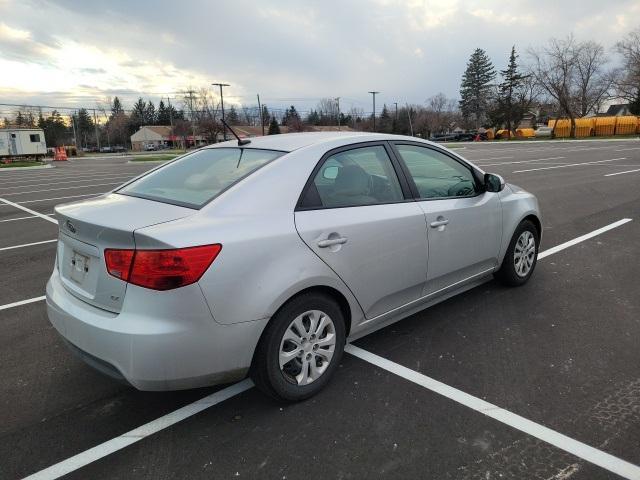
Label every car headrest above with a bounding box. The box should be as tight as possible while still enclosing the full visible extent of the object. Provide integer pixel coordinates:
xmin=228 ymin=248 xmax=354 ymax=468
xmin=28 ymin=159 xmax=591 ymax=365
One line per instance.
xmin=334 ymin=165 xmax=370 ymax=196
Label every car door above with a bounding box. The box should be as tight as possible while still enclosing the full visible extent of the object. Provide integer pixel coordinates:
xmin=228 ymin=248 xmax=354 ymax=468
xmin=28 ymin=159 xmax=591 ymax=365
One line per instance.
xmin=295 ymin=143 xmax=429 ymax=320
xmin=392 ymin=142 xmax=502 ymax=295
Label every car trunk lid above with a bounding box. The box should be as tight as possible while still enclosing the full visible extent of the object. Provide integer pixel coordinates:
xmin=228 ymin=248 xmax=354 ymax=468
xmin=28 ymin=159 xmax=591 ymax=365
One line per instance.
xmin=54 ymin=193 xmax=195 ymax=312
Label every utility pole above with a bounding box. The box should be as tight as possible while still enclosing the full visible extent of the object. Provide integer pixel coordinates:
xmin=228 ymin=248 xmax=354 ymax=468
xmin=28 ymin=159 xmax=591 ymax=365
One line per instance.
xmin=70 ymin=112 xmax=77 ymax=148
xmin=335 ymin=97 xmax=340 ymax=130
xmin=406 ymin=103 xmax=414 ymax=136
xmin=184 ymin=89 xmax=197 ymax=148
xmin=92 ymin=108 xmax=101 ymax=151
xmin=257 ymin=94 xmax=264 ymax=136
xmin=368 ymin=91 xmax=379 ymax=132
xmin=393 ymin=102 xmax=398 ymax=134
xmin=167 ymin=96 xmax=175 ymax=148
xmin=212 ymin=83 xmax=230 ymax=141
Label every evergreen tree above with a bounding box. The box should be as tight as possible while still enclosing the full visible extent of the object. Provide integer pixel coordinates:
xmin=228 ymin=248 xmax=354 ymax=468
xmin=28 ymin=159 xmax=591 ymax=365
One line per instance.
xmin=145 ymin=101 xmax=157 ymax=125
xmin=459 ymin=48 xmax=496 ymax=128
xmin=111 ymin=97 xmax=124 ymax=117
xmin=157 ymin=100 xmax=171 ymax=125
xmin=379 ymin=104 xmax=392 ymax=133
xmin=497 ymin=46 xmax=527 ymax=134
xmin=226 ymin=105 xmax=240 ymax=125
xmin=268 ymin=117 xmax=281 ymax=135
xmin=74 ymin=108 xmax=94 ymax=148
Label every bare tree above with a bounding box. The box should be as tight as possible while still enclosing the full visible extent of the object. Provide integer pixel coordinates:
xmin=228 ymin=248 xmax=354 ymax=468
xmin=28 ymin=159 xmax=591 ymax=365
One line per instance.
xmin=529 ymin=36 xmax=612 ymax=137
xmin=575 ymin=41 xmax=613 ymax=116
xmin=614 ymin=28 xmax=640 ymax=114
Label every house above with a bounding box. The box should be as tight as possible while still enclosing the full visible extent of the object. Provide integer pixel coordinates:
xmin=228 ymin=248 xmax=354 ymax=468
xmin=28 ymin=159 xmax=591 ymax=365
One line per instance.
xmin=130 ymin=125 xmax=205 ymax=151
xmin=606 ymin=104 xmax=632 ymax=116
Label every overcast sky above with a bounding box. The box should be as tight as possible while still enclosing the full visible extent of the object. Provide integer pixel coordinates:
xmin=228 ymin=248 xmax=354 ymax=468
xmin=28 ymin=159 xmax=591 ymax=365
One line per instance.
xmin=0 ymin=0 xmax=638 ymax=115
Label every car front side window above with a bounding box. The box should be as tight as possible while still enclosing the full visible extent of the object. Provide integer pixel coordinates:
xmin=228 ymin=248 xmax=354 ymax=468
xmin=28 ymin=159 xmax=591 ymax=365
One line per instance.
xmin=395 ymin=144 xmax=479 ymax=199
xmin=310 ymin=145 xmax=404 ymax=208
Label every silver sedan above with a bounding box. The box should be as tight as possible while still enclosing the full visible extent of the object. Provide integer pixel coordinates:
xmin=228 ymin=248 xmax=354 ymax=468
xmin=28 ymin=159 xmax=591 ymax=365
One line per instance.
xmin=46 ymin=132 xmax=541 ymax=401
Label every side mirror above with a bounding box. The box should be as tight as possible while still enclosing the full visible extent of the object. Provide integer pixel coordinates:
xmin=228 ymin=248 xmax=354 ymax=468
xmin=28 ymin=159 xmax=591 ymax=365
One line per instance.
xmin=484 ymin=173 xmax=505 ymax=192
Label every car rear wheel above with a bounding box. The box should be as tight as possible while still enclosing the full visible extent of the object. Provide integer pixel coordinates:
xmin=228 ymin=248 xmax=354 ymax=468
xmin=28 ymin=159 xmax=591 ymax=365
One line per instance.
xmin=252 ymin=292 xmax=346 ymax=401
xmin=494 ymin=220 xmax=539 ymax=286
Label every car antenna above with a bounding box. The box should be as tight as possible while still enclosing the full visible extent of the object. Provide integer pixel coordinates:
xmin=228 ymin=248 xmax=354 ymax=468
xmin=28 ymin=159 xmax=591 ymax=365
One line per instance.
xmin=221 ymin=119 xmax=251 ymax=146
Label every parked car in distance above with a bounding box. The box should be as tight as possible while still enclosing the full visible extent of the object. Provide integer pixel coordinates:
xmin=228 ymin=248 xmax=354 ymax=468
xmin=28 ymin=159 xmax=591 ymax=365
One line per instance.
xmin=535 ymin=127 xmax=553 ymax=138
xmin=144 ymin=143 xmax=157 ymax=151
xmin=46 ymin=132 xmax=542 ymax=401
xmin=99 ymin=146 xmax=113 ymax=153
xmin=113 ymin=145 xmax=126 ymax=152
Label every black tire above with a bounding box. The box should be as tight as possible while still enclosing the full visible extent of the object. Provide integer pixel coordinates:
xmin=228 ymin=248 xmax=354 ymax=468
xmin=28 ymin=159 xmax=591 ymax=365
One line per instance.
xmin=251 ymin=292 xmax=346 ymax=402
xmin=494 ymin=220 xmax=539 ymax=287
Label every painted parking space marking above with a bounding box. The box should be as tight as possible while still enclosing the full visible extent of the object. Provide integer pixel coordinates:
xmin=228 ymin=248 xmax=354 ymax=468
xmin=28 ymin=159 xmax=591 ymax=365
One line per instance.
xmin=0 ymin=239 xmax=57 ymax=252
xmin=537 ymin=218 xmax=632 ymax=259
xmin=0 ymin=213 xmax=55 ymax=223
xmin=476 ymin=156 xmax=566 ymax=167
xmin=0 ymin=198 xmax=59 ymax=224
xmin=21 ymin=379 xmax=254 ymax=480
xmin=604 ymin=168 xmax=640 ymax=177
xmin=513 ymin=158 xmax=626 ymax=173
xmin=0 ymin=193 xmax=106 ymax=206
xmin=0 ymin=295 xmax=47 ymax=312
xmin=345 ymin=344 xmax=640 ymax=480
xmin=0 ymin=175 xmax=132 ymax=190
xmin=1 ymin=183 xmax=122 ymax=197
xmin=15 ymin=217 xmax=635 ymax=479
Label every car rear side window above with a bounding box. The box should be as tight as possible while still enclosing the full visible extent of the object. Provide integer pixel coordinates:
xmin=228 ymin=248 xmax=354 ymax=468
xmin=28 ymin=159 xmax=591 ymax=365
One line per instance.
xmin=395 ymin=144 xmax=478 ymax=199
xmin=305 ymin=145 xmax=404 ymax=209
xmin=118 ymin=147 xmax=284 ymax=209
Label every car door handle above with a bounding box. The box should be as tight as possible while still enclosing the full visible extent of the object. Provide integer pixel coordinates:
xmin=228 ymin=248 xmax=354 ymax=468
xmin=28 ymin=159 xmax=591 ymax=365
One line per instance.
xmin=317 ymin=237 xmax=348 ymax=248
xmin=430 ymin=218 xmax=449 ymax=228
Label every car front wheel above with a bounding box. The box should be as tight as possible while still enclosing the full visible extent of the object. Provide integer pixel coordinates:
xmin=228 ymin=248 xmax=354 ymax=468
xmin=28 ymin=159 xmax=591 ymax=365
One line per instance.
xmin=494 ymin=219 xmax=539 ymax=286
xmin=252 ymin=292 xmax=346 ymax=401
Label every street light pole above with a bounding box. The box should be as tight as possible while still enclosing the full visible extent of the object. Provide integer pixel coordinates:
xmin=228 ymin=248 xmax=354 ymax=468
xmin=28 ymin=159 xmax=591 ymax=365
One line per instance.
xmin=335 ymin=97 xmax=340 ymax=130
xmin=212 ymin=83 xmax=230 ymax=141
xmin=368 ymin=91 xmax=379 ymax=132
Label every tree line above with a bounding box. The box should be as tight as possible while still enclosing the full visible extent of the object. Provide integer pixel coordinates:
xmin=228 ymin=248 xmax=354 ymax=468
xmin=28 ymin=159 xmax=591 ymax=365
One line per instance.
xmin=458 ymin=28 xmax=640 ymax=137
xmin=3 ymin=27 xmax=639 ymax=146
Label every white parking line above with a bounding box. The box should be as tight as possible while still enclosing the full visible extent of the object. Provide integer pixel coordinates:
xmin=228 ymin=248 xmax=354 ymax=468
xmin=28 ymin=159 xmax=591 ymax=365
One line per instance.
xmin=537 ymin=218 xmax=632 ymax=259
xmin=345 ymin=344 xmax=640 ymax=480
xmin=0 ymin=295 xmax=47 ymax=311
xmin=14 ymin=217 xmax=635 ymax=480
xmin=21 ymin=379 xmax=254 ymax=480
xmin=0 ymin=239 xmax=57 ymax=252
xmin=5 ymin=193 xmax=106 ymax=205
xmin=1 ymin=174 xmax=132 ymax=190
xmin=604 ymin=168 xmax=640 ymax=177
xmin=513 ymin=158 xmax=626 ymax=173
xmin=466 ymin=156 xmax=514 ymax=161
xmin=1 ymin=182 xmax=121 ymax=196
xmin=0 ymin=214 xmax=55 ymax=223
xmin=0 ymin=198 xmax=58 ymax=224
xmin=477 ymin=156 xmax=566 ymax=167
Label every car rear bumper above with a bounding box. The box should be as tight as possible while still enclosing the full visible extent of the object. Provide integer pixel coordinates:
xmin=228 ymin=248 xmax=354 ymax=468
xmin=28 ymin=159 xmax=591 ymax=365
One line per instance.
xmin=46 ymin=267 xmax=268 ymax=391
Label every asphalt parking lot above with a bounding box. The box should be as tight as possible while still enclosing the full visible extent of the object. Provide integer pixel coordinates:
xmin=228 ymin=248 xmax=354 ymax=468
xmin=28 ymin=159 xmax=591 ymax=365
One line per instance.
xmin=1 ymin=138 xmax=639 ymax=480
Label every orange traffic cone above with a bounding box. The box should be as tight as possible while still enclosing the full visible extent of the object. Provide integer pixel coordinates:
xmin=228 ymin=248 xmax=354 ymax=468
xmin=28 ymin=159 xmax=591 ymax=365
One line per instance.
xmin=54 ymin=146 xmax=68 ymax=161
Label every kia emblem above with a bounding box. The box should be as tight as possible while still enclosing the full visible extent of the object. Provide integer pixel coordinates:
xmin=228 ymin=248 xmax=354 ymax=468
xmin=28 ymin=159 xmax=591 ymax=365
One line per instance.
xmin=65 ymin=220 xmax=77 ymax=234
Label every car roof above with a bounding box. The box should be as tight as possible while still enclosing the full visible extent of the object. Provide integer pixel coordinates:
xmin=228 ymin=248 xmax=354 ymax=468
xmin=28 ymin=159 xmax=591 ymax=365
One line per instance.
xmin=205 ymin=131 xmax=434 ymax=153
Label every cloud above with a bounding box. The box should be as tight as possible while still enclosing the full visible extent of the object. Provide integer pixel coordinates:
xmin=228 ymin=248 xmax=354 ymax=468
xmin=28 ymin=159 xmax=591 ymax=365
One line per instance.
xmin=0 ymin=0 xmax=637 ymax=113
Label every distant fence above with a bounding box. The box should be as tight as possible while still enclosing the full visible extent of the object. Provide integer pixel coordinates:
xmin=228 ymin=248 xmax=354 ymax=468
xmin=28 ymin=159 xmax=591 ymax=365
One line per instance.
xmin=548 ymin=116 xmax=640 ymax=137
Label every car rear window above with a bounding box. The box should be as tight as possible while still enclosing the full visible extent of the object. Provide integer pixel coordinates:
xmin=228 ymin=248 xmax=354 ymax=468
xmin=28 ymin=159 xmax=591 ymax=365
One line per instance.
xmin=118 ymin=147 xmax=284 ymax=209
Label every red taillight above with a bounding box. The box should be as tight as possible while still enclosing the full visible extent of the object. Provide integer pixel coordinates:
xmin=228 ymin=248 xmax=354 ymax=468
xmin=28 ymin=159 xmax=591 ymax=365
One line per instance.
xmin=104 ymin=249 xmax=135 ymax=281
xmin=104 ymin=244 xmax=222 ymax=291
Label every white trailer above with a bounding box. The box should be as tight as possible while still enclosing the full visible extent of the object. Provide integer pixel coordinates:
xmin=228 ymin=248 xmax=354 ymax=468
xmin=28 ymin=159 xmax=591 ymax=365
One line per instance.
xmin=0 ymin=128 xmax=47 ymax=159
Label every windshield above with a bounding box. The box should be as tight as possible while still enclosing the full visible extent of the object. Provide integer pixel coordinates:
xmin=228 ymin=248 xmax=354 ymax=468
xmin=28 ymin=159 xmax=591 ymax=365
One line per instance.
xmin=118 ymin=147 xmax=284 ymax=209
